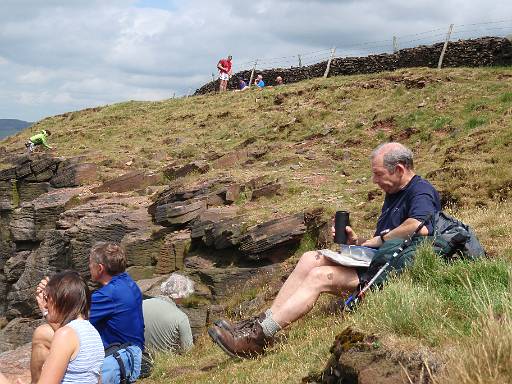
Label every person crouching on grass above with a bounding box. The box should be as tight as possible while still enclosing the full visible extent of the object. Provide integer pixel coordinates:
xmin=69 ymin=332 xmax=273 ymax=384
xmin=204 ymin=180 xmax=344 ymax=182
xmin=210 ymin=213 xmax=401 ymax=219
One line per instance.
xmin=0 ymin=271 xmax=104 ymax=384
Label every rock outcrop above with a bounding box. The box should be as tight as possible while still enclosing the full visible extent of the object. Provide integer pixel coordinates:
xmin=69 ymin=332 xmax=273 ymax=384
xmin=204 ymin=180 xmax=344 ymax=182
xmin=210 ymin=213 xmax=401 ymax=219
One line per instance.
xmin=0 ymin=152 xmax=328 ymax=353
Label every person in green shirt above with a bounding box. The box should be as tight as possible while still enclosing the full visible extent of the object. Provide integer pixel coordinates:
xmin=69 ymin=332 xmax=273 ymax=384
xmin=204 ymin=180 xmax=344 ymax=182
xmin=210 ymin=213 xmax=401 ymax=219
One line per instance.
xmin=26 ymin=130 xmax=52 ymax=152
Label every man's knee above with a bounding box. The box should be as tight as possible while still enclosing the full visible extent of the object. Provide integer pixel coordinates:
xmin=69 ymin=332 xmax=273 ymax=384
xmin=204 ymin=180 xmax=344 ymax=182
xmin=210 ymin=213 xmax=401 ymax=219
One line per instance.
xmin=297 ymin=251 xmax=324 ymax=269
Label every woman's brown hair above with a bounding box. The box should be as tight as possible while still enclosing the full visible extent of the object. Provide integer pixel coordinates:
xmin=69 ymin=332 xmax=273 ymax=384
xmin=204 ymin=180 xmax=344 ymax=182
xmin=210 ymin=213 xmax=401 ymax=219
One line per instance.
xmin=45 ymin=270 xmax=90 ymax=327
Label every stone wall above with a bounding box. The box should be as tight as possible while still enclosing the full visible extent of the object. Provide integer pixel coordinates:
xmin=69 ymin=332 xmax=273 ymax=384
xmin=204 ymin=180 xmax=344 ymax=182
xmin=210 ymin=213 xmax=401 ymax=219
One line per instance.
xmin=195 ymin=37 xmax=512 ymax=94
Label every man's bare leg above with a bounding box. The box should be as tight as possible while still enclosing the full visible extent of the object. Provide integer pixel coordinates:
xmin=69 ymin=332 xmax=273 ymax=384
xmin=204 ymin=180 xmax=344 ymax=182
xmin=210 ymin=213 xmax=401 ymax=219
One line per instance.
xmin=30 ymin=324 xmax=54 ymax=383
xmin=272 ymin=251 xmax=339 ymax=310
xmin=271 ymin=264 xmax=359 ymax=327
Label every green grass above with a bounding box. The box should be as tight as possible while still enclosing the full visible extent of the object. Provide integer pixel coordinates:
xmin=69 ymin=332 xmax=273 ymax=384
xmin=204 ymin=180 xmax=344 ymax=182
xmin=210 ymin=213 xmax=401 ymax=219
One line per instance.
xmin=2 ymin=65 xmax=512 ymax=383
xmin=465 ymin=116 xmax=487 ymax=130
xmin=142 ymin=201 xmax=512 ymax=383
xmin=499 ymin=92 xmax=512 ymax=103
xmin=351 ymin=244 xmax=510 ymax=346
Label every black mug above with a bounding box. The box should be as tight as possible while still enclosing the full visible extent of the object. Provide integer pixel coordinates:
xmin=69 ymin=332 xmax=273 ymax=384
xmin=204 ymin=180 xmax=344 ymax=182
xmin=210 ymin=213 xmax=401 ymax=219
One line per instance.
xmin=334 ymin=211 xmax=350 ymax=244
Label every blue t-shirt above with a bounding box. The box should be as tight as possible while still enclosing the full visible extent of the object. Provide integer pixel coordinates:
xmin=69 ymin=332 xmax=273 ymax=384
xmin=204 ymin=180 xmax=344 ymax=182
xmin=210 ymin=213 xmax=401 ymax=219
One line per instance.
xmin=374 ymin=175 xmax=440 ymax=236
xmin=256 ymin=80 xmax=265 ymax=88
xmin=89 ymin=272 xmax=145 ymax=349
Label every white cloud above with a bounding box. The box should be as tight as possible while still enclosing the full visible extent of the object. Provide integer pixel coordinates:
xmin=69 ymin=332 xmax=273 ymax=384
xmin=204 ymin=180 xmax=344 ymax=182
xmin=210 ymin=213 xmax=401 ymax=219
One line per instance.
xmin=17 ymin=70 xmax=50 ymax=85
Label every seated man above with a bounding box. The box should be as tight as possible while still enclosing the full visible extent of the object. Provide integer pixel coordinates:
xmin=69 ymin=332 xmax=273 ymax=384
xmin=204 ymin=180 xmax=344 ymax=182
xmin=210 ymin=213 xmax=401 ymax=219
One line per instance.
xmin=254 ymin=74 xmax=265 ymax=88
xmin=143 ymin=297 xmax=193 ymax=354
xmin=31 ymin=242 xmax=145 ymax=384
xmin=209 ymin=142 xmax=440 ymax=358
xmin=237 ymin=79 xmax=249 ymax=91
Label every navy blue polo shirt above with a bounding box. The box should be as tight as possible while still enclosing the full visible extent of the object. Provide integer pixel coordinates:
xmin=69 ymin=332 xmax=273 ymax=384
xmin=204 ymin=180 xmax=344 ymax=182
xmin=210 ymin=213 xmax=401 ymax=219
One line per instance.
xmin=374 ymin=175 xmax=440 ymax=236
xmin=89 ymin=272 xmax=145 ymax=349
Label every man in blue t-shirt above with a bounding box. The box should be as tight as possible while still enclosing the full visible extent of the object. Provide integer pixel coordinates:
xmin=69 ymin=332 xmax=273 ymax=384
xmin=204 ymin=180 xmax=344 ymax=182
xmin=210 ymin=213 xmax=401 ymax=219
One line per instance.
xmin=30 ymin=243 xmax=144 ymax=384
xmin=254 ymin=74 xmax=265 ymax=88
xmin=209 ymin=142 xmax=441 ymax=358
xmin=88 ymin=242 xmax=144 ymax=383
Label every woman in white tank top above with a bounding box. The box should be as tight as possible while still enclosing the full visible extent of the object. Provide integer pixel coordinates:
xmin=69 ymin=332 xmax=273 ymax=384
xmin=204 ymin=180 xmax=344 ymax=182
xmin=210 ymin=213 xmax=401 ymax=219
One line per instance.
xmin=0 ymin=271 xmax=104 ymax=384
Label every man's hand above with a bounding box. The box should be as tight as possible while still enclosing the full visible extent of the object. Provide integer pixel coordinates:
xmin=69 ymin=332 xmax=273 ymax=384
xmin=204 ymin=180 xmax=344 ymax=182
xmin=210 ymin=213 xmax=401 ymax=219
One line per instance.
xmin=360 ymin=236 xmax=383 ymax=248
xmin=345 ymin=226 xmax=359 ymax=245
xmin=36 ymin=277 xmax=50 ymax=315
xmin=331 ymin=221 xmax=359 ymax=245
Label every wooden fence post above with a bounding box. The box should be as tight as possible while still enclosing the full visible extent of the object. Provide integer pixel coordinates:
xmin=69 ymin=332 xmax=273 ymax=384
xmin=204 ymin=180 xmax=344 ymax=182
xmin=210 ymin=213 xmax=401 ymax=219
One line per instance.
xmin=437 ymin=24 xmax=454 ymax=69
xmin=393 ymin=36 xmax=398 ymax=53
xmin=211 ymin=73 xmax=215 ymax=83
xmin=323 ymin=47 xmax=336 ymax=78
xmin=248 ymin=59 xmax=258 ymax=87
xmin=298 ymin=54 xmax=302 ymax=67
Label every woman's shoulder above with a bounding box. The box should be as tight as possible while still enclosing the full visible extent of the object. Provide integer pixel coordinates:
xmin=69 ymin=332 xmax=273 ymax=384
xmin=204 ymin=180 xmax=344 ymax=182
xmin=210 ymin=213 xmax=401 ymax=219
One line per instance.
xmin=56 ymin=323 xmax=79 ymax=338
xmin=53 ymin=324 xmax=80 ymax=352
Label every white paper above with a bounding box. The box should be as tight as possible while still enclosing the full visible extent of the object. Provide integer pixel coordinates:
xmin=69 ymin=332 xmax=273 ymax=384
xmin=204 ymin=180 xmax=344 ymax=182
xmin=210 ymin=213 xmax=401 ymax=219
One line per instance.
xmin=319 ymin=245 xmax=376 ymax=267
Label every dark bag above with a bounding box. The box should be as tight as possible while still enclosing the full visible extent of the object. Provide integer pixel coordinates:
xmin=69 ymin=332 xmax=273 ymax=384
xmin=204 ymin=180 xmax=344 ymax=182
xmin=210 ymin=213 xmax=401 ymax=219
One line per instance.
xmin=365 ymin=211 xmax=485 ymax=288
xmin=105 ymin=343 xmax=135 ymax=384
xmin=366 ymin=237 xmax=424 ymax=287
xmin=432 ymin=211 xmax=486 ymax=260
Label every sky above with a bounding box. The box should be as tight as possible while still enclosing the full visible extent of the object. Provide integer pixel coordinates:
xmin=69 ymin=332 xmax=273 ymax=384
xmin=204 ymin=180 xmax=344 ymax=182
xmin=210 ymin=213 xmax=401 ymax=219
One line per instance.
xmin=1 ymin=0 xmax=511 ymax=122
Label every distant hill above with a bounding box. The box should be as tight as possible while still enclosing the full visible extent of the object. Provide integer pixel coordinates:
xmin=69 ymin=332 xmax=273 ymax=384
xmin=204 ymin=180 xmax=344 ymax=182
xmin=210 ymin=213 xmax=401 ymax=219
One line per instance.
xmin=0 ymin=119 xmax=33 ymax=139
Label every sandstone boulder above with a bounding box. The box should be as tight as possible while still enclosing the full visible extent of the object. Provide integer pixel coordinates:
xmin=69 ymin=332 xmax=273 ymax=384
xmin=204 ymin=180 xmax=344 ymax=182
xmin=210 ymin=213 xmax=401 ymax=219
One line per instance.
xmin=17 ymin=182 xmax=51 ymax=203
xmin=126 ymin=266 xmax=155 ymax=280
xmin=192 ymin=265 xmax=275 ymax=301
xmin=4 ymin=251 xmax=30 ymax=284
xmin=179 ymin=305 xmax=208 ymax=338
xmin=251 ymin=180 xmax=283 ymax=200
xmin=0 ymin=180 xmax=17 ymax=211
xmin=0 ymin=167 xmax=16 ymax=182
xmin=155 ymin=199 xmax=206 ymax=227
xmin=136 ymin=275 xmax=169 ymax=297
xmin=0 ymin=343 xmax=31 ymax=382
xmin=190 ymin=207 xmax=244 ymax=249
xmin=6 ymin=230 xmax=70 ymax=319
xmin=121 ymin=230 xmax=163 ymax=268
xmin=91 ymin=171 xmax=162 ymax=193
xmin=0 ymin=317 xmax=44 ymax=353
xmin=163 ymin=161 xmax=210 ymax=180
xmin=155 ymin=231 xmax=191 ymax=274
xmin=238 ymin=213 xmax=306 ymax=259
xmin=50 ymin=159 xmax=97 ymax=187
xmin=10 ymin=188 xmax=83 ymax=242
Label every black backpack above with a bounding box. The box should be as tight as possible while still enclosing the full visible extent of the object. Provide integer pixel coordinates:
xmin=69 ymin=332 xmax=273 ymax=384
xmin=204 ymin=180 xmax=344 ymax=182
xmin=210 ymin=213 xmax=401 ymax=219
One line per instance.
xmin=432 ymin=211 xmax=486 ymax=260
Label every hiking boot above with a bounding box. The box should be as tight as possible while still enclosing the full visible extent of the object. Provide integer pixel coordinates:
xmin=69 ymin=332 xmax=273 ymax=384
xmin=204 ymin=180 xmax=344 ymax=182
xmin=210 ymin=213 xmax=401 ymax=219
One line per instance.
xmin=208 ymin=321 xmax=269 ymax=359
xmin=214 ymin=312 xmax=266 ymax=333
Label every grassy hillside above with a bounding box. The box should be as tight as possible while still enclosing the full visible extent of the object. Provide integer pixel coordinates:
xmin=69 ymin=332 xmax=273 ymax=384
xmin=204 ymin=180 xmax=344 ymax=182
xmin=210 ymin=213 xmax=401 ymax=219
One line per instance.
xmin=2 ymin=66 xmax=512 ymax=382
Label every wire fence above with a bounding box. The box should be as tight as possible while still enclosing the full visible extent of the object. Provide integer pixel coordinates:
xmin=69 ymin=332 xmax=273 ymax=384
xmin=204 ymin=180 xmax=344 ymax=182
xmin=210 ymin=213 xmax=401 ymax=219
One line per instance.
xmin=194 ymin=19 xmax=512 ymax=94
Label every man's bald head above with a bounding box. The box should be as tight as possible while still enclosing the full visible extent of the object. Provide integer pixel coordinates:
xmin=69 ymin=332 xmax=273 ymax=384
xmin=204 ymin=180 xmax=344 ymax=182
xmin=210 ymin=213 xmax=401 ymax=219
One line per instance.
xmin=371 ymin=142 xmax=414 ymax=173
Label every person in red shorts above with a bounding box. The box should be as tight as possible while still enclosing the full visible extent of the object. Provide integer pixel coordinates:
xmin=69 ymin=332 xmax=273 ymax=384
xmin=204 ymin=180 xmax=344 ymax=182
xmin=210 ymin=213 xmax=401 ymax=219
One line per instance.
xmin=217 ymin=55 xmax=232 ymax=92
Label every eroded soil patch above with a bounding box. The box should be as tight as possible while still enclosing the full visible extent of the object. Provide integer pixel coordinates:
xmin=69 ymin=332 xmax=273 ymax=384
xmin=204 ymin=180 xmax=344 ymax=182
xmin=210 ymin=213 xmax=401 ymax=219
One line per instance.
xmin=303 ymin=327 xmax=439 ymax=384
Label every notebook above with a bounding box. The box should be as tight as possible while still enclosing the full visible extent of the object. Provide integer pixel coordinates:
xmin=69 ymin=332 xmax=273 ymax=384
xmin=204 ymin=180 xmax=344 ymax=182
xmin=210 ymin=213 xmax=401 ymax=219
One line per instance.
xmin=320 ymin=244 xmax=376 ymax=267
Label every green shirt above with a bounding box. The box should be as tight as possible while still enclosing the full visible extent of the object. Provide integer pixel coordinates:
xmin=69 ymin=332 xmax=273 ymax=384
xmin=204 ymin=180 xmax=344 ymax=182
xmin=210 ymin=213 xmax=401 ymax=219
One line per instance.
xmin=142 ymin=297 xmax=193 ymax=353
xmin=29 ymin=132 xmax=51 ymax=149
